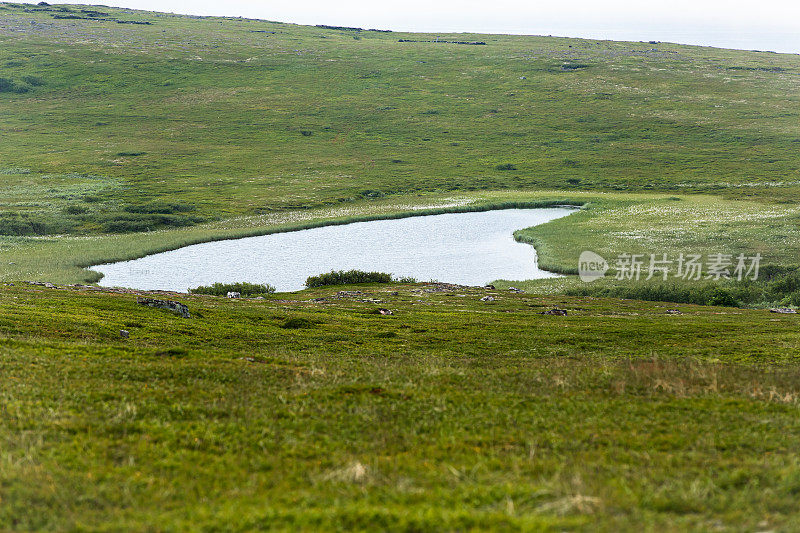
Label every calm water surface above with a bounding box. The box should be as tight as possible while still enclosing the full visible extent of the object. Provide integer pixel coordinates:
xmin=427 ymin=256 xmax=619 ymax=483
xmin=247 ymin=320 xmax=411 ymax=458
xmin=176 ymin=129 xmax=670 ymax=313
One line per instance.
xmin=92 ymin=207 xmax=575 ymax=292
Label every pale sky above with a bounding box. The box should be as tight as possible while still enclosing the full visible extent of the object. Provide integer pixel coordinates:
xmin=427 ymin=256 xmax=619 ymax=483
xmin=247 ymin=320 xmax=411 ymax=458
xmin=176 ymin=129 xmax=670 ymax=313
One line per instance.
xmin=15 ymin=0 xmax=800 ymax=53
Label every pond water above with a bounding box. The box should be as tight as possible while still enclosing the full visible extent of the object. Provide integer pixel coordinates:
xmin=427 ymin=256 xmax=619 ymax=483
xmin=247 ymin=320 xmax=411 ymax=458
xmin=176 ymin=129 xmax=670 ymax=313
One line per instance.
xmin=92 ymin=207 xmax=575 ymax=292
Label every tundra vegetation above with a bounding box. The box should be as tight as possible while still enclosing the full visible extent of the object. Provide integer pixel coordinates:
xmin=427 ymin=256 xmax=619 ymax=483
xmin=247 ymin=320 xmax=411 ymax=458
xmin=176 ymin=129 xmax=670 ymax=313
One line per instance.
xmin=3 ymin=282 xmax=800 ymax=530
xmin=305 ymin=270 xmax=396 ymax=287
xmin=189 ymin=281 xmax=276 ymax=297
xmin=1 ymin=2 xmax=800 ymax=530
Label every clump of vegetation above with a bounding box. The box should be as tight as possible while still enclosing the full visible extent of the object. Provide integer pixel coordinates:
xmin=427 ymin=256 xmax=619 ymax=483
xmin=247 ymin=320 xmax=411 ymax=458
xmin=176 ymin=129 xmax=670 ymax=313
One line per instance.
xmin=0 ymin=78 xmax=29 ymax=94
xmin=63 ymin=205 xmax=88 ymax=215
xmin=305 ymin=270 xmax=393 ymax=287
xmin=560 ymin=62 xmax=591 ymax=71
xmin=123 ymin=202 xmax=195 ymax=214
xmin=21 ymin=75 xmax=45 ymax=86
xmin=117 ymin=151 xmax=146 ymax=157
xmin=567 ymin=281 xmax=742 ymax=307
xmin=281 ymin=317 xmax=315 ymax=329
xmin=0 ymin=212 xmax=73 ymax=236
xmin=565 ymin=265 xmax=800 ymax=308
xmin=100 ymin=213 xmax=201 ymax=233
xmin=189 ymin=282 xmax=276 ymax=297
xmin=495 ymin=163 xmax=517 ymax=171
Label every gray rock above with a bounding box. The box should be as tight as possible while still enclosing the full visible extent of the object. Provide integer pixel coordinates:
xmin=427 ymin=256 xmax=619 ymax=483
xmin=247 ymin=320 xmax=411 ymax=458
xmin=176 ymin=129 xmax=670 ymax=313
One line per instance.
xmin=770 ymin=308 xmax=797 ymax=314
xmin=227 ymin=291 xmax=241 ymax=299
xmin=136 ymin=297 xmax=191 ymax=318
xmin=120 ymin=330 xmax=130 ymax=338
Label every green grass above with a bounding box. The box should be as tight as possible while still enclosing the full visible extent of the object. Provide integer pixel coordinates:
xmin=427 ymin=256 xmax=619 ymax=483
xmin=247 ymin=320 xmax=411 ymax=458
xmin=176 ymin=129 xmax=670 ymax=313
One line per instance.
xmin=0 ymin=2 xmax=799 ymax=285
xmin=2 ymin=282 xmax=800 ymax=530
xmin=2 ymin=5 xmax=800 ymax=529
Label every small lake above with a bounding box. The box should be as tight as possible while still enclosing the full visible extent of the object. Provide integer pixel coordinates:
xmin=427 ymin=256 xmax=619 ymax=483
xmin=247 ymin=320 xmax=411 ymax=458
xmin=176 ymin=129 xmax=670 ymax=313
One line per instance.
xmin=92 ymin=207 xmax=575 ymax=292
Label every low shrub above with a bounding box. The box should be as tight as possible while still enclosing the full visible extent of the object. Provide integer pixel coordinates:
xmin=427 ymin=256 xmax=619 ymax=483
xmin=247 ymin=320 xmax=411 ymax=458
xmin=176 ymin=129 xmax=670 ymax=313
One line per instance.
xmin=64 ymin=205 xmax=88 ymax=215
xmin=101 ymin=212 xmax=202 ymax=233
xmin=21 ymin=75 xmax=45 ymax=86
xmin=565 ymin=266 xmax=800 ymax=308
xmin=281 ymin=317 xmax=314 ymax=329
xmin=189 ymin=282 xmax=276 ymax=297
xmin=305 ymin=270 xmax=393 ymax=288
xmin=0 ymin=78 xmax=28 ymax=94
xmin=0 ymin=213 xmax=73 ymax=236
xmin=123 ymin=202 xmax=195 ymax=214
xmin=495 ymin=163 xmax=517 ymax=171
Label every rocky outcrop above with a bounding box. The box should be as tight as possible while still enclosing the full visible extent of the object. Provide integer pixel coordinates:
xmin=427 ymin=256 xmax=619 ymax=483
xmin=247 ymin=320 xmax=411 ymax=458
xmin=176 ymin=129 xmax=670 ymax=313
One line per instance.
xmin=136 ymin=297 xmax=191 ymax=318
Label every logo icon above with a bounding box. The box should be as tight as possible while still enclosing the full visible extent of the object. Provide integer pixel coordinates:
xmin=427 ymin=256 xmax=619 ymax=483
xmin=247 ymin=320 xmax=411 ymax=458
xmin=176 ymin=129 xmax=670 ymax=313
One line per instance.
xmin=579 ymin=251 xmax=608 ymax=283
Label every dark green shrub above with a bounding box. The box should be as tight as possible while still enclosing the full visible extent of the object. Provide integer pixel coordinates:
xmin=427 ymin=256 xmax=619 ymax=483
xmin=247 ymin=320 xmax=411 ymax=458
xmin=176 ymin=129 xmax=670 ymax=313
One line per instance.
xmin=101 ymin=214 xmax=199 ymax=233
xmin=21 ymin=75 xmax=44 ymax=86
xmin=300 ymin=130 xmax=313 ymax=136
xmin=495 ymin=163 xmax=517 ymax=171
xmin=0 ymin=213 xmax=73 ymax=236
xmin=281 ymin=317 xmax=314 ymax=329
xmin=64 ymin=205 xmax=88 ymax=215
xmin=0 ymin=78 xmax=28 ymax=94
xmin=305 ymin=270 xmax=393 ymax=288
xmin=561 ymin=63 xmax=591 ymax=71
xmin=189 ymin=282 xmax=275 ymax=297
xmin=123 ymin=202 xmax=195 ymax=214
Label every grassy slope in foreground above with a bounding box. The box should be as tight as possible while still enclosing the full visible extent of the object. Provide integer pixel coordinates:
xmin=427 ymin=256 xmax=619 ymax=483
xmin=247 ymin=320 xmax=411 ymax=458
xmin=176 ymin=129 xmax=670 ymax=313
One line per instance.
xmin=0 ymin=3 xmax=799 ymax=283
xmin=1 ymin=282 xmax=800 ymax=530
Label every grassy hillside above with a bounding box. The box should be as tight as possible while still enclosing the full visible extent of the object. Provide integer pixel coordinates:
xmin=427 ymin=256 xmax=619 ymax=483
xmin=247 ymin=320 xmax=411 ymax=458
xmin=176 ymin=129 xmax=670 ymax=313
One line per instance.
xmin=0 ymin=3 xmax=799 ymax=283
xmin=3 ymin=7 xmax=800 ymax=530
xmin=2 ymin=282 xmax=800 ymax=530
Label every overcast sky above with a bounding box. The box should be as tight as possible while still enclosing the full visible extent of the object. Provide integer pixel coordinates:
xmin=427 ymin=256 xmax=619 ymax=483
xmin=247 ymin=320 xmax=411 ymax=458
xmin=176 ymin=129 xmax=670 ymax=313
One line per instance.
xmin=17 ymin=0 xmax=800 ymax=53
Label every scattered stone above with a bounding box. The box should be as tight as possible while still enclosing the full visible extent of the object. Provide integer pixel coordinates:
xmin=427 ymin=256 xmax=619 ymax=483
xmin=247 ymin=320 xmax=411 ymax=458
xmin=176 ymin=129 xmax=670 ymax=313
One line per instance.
xmin=337 ymin=290 xmax=363 ymax=298
xmin=484 ymin=284 xmax=495 ymax=290
xmin=665 ymin=309 xmax=682 ymax=315
xmin=480 ymin=296 xmax=495 ymax=302
xmin=415 ymin=282 xmax=471 ymax=294
xmin=119 ymin=330 xmax=129 ymax=338
xmin=390 ymin=291 xmax=399 ymax=296
xmin=770 ymin=308 xmax=797 ymax=314
xmin=227 ymin=291 xmax=241 ymax=299
xmin=541 ymin=308 xmax=568 ymax=316
xmin=311 ymin=297 xmax=328 ymax=302
xmin=136 ymin=297 xmax=191 ymax=318
xmin=376 ymin=308 xmax=394 ymax=316
xmin=26 ymin=281 xmax=56 ymax=289
xmin=507 ymin=287 xmax=525 ymax=293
